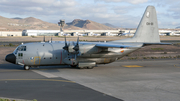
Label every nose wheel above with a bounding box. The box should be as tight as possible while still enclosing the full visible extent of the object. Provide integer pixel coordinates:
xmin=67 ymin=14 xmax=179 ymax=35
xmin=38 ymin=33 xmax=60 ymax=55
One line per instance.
xmin=24 ymin=65 xmax=30 ymax=70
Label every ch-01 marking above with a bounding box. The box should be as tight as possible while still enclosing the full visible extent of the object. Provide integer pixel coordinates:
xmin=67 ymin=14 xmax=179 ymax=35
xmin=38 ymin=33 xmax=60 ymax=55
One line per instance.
xmin=146 ymin=22 xmax=153 ymax=25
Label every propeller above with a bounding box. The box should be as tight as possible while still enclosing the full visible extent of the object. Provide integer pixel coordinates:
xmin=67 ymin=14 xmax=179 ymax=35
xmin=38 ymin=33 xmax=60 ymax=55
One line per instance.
xmin=63 ymin=35 xmax=69 ymax=52
xmin=62 ymin=36 xmax=80 ymax=60
xmin=73 ymin=36 xmax=80 ymax=60
xmin=73 ymin=36 xmax=79 ymax=52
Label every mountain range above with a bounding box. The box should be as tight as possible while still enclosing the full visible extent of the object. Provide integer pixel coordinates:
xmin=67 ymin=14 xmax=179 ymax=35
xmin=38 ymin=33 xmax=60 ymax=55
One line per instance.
xmin=0 ymin=16 xmax=60 ymax=31
xmin=66 ymin=19 xmax=116 ymax=30
xmin=0 ymin=16 xmax=116 ymax=31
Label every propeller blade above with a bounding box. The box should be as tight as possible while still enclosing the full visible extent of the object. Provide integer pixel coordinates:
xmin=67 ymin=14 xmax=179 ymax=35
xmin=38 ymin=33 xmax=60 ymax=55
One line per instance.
xmin=63 ymin=35 xmax=69 ymax=52
xmin=77 ymin=36 xmax=79 ymax=45
xmin=65 ymin=35 xmax=67 ymax=46
xmin=73 ymin=36 xmax=79 ymax=52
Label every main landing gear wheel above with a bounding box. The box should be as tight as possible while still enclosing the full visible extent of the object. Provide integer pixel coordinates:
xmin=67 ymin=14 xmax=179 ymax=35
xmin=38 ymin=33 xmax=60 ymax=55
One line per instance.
xmin=78 ymin=67 xmax=84 ymax=69
xmin=87 ymin=66 xmax=94 ymax=69
xmin=78 ymin=66 xmax=94 ymax=69
xmin=24 ymin=65 xmax=30 ymax=70
xmin=70 ymin=65 xmax=77 ymax=68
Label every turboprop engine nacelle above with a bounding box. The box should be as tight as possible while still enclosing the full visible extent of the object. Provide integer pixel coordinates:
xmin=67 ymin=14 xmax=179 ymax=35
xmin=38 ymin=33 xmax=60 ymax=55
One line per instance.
xmin=68 ymin=44 xmax=102 ymax=55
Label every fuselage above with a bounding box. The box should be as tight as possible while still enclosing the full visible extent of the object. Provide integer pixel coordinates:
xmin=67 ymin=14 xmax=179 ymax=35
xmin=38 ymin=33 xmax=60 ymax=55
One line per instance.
xmin=6 ymin=41 xmax=141 ymax=67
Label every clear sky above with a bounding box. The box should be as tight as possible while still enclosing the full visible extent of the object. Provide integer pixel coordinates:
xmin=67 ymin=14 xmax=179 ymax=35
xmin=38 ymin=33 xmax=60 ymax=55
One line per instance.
xmin=0 ymin=0 xmax=179 ymax=28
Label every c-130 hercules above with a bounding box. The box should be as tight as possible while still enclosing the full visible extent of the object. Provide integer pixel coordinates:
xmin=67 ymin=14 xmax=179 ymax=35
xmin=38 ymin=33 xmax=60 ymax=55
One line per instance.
xmin=5 ymin=6 xmax=170 ymax=70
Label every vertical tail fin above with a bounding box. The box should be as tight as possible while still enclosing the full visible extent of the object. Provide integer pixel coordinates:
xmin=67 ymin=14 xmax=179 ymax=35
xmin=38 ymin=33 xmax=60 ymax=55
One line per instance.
xmin=133 ymin=6 xmax=160 ymax=43
xmin=114 ymin=6 xmax=160 ymax=43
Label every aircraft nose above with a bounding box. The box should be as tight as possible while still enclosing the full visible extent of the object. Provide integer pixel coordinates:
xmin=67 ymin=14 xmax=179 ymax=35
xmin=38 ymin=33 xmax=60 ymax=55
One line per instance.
xmin=5 ymin=53 xmax=16 ymax=64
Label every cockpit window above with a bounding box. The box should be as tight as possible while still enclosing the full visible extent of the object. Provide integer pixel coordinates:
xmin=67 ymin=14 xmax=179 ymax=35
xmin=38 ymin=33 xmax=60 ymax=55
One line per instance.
xmin=13 ymin=47 xmax=18 ymax=54
xmin=13 ymin=46 xmax=26 ymax=54
xmin=18 ymin=46 xmax=26 ymax=51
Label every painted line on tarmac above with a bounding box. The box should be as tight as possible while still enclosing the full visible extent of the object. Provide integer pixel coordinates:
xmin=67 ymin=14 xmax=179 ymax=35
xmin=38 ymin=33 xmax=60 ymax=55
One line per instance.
xmin=0 ymin=70 xmax=24 ymax=72
xmin=0 ymin=97 xmax=31 ymax=101
xmin=122 ymin=65 xmax=143 ymax=68
xmin=173 ymin=65 xmax=180 ymax=68
xmin=0 ymin=79 xmax=75 ymax=83
xmin=32 ymin=70 xmax=59 ymax=78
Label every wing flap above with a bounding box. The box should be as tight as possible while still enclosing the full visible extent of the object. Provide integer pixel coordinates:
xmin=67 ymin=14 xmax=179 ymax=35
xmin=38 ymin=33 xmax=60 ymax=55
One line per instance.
xmin=143 ymin=43 xmax=172 ymax=46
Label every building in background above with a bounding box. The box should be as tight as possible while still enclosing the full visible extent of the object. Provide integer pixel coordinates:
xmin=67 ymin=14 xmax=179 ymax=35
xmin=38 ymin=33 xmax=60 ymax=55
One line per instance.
xmin=1 ymin=29 xmax=179 ymax=37
xmin=22 ymin=30 xmax=60 ymax=36
xmin=0 ymin=31 xmax=22 ymax=36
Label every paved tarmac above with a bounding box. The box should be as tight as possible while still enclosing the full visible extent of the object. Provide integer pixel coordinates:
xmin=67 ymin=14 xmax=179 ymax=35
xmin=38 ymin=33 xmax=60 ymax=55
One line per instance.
xmin=0 ymin=64 xmax=120 ymax=101
xmin=1 ymin=59 xmax=180 ymax=101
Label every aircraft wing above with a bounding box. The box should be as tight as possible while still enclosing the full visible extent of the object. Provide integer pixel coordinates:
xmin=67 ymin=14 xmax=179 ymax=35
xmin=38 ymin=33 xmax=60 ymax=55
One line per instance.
xmin=95 ymin=43 xmax=139 ymax=48
xmin=95 ymin=42 xmax=172 ymax=48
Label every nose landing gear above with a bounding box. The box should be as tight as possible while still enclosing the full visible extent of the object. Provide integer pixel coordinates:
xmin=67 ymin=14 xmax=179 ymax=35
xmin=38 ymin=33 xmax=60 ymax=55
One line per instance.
xmin=24 ymin=65 xmax=30 ymax=70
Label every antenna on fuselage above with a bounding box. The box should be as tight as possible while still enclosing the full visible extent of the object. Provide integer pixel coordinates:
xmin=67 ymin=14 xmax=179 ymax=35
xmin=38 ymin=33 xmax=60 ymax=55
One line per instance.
xmin=51 ymin=37 xmax=52 ymax=43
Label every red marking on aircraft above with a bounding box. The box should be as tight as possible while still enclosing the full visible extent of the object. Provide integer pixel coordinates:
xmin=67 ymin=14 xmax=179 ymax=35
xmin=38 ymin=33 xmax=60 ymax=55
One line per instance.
xmin=120 ymin=48 xmax=124 ymax=53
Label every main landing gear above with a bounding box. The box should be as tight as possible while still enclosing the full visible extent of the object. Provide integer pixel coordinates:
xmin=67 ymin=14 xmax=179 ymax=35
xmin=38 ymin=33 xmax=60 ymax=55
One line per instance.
xmin=70 ymin=65 xmax=94 ymax=69
xmin=77 ymin=66 xmax=94 ymax=69
xmin=70 ymin=62 xmax=96 ymax=69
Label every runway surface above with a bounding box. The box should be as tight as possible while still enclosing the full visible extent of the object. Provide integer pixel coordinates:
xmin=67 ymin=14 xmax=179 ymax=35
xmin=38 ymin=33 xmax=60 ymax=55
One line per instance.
xmin=0 ymin=59 xmax=180 ymax=101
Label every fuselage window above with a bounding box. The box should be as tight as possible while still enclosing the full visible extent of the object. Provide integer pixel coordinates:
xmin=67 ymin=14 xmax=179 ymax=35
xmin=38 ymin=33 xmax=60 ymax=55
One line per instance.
xmin=18 ymin=53 xmax=23 ymax=56
xmin=18 ymin=53 xmax=23 ymax=59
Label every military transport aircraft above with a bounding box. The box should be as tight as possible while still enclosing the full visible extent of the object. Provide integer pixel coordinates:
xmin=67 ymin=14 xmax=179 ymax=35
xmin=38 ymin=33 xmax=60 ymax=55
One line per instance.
xmin=5 ymin=6 xmax=170 ymax=70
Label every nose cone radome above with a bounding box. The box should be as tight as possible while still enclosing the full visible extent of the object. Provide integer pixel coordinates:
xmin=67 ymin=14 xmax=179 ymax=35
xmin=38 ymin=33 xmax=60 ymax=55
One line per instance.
xmin=5 ymin=53 xmax=16 ymax=64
